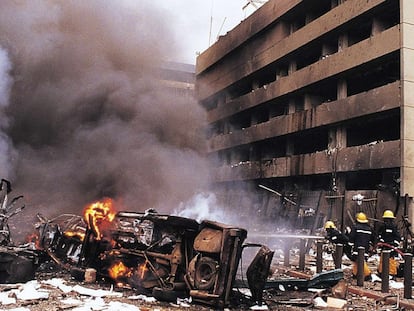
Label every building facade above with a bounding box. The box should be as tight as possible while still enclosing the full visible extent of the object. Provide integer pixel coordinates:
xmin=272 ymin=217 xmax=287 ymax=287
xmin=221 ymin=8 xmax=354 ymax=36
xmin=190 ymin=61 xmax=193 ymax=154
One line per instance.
xmin=195 ymin=0 xmax=414 ymax=233
xmin=156 ymin=61 xmax=195 ymax=98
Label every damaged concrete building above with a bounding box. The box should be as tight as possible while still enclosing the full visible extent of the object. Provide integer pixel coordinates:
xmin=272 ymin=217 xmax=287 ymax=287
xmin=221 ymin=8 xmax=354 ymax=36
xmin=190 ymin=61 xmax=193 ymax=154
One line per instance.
xmin=195 ymin=0 xmax=414 ymax=234
xmin=156 ymin=61 xmax=195 ymax=98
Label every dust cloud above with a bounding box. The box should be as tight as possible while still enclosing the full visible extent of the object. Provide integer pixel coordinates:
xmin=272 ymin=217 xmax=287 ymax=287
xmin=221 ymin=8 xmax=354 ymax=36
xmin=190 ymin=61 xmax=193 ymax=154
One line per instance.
xmin=0 ymin=0 xmax=212 ymax=237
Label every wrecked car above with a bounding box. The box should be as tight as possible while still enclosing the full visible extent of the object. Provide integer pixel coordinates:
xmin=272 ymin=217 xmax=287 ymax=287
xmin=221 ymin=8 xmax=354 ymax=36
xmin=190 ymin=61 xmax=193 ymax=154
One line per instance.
xmin=36 ymin=199 xmax=274 ymax=308
xmin=0 ymin=179 xmax=39 ymax=284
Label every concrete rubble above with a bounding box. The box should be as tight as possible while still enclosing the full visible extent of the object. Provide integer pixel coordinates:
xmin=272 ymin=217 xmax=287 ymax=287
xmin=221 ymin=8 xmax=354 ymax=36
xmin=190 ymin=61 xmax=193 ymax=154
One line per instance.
xmin=1 ymin=181 xmax=414 ymax=310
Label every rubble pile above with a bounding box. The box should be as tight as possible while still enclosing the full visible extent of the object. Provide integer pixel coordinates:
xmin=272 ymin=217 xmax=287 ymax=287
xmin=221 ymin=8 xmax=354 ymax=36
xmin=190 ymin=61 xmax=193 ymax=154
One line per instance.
xmin=0 ymin=180 xmax=413 ymax=310
xmin=0 ymin=273 xmax=202 ymax=311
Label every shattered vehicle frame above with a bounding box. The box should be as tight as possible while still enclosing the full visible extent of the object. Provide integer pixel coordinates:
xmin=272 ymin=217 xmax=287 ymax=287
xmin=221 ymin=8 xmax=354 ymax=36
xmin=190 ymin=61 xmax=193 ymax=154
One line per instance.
xmin=36 ymin=210 xmax=274 ymax=308
xmin=0 ymin=179 xmax=39 ymax=284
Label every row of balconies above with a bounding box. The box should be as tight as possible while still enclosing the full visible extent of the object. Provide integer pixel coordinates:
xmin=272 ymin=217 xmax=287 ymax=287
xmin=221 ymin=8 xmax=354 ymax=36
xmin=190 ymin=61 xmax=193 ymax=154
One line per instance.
xmin=197 ymin=0 xmax=398 ymax=107
xmin=212 ymin=139 xmax=400 ymax=182
xmin=196 ymin=0 xmax=350 ymax=74
xmin=208 ymin=82 xmax=400 ymax=152
xmin=205 ymin=24 xmax=400 ymax=127
xmin=197 ymin=0 xmax=402 ymax=185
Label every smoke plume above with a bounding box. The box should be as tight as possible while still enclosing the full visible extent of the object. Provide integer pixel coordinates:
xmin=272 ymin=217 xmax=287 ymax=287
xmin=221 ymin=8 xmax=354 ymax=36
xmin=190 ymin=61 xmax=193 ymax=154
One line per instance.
xmin=0 ymin=0 xmax=211 ymax=237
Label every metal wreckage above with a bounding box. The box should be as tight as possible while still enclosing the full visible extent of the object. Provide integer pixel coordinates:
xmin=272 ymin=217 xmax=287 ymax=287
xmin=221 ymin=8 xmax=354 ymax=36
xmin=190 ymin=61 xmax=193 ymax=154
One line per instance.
xmin=0 ymin=179 xmax=275 ymax=308
xmin=0 ymin=179 xmax=38 ymax=284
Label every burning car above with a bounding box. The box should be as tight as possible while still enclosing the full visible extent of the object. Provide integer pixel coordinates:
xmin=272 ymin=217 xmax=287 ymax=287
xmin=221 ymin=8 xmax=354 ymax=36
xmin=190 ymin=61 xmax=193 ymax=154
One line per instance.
xmin=36 ymin=199 xmax=274 ymax=308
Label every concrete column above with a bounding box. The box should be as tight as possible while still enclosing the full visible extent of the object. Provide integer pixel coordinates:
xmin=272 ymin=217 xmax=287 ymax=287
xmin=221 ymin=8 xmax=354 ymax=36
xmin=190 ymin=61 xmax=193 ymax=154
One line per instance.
xmin=230 ymin=149 xmax=241 ymax=165
xmin=286 ymin=99 xmax=296 ymax=156
xmin=275 ymin=68 xmax=282 ymax=81
xmin=288 ymin=61 xmax=297 ymax=75
xmin=331 ymin=0 xmax=348 ymax=8
xmin=338 ymin=33 xmax=348 ymax=52
xmin=223 ymin=121 xmax=230 ymax=134
xmin=252 ymin=80 xmax=260 ymax=92
xmin=337 ymin=79 xmax=347 ymax=100
xmin=251 ymin=114 xmax=259 ymax=126
xmin=288 ymin=98 xmax=296 ymax=114
xmin=290 ymin=21 xmax=299 ymax=34
xmin=305 ymin=12 xmax=315 ymax=24
xmin=322 ymin=43 xmax=335 ymax=59
xmin=217 ymin=94 xmax=226 ymax=108
xmin=336 ymin=126 xmax=347 ymax=148
xmin=372 ymin=17 xmax=385 ymax=36
xmin=249 ymin=145 xmax=257 ymax=161
xmin=304 ymin=94 xmax=321 ymax=110
xmin=328 ymin=125 xmax=346 ymax=152
xmin=400 ymin=0 xmax=414 ymax=203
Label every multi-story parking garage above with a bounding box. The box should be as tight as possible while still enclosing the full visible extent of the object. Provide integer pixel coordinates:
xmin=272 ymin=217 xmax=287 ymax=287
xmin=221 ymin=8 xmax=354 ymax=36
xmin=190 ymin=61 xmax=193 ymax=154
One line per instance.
xmin=195 ymin=0 xmax=414 ymax=235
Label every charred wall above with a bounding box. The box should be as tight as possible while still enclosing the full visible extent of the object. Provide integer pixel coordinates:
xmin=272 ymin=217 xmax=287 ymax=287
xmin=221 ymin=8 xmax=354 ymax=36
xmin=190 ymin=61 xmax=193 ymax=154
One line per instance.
xmin=196 ymin=0 xmax=410 ymax=229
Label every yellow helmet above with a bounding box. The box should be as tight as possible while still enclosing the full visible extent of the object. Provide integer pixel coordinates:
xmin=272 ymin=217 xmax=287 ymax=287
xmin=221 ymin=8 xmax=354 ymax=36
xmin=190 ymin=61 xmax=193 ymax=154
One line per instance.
xmin=382 ymin=210 xmax=395 ymax=219
xmin=356 ymin=212 xmax=368 ymax=223
xmin=324 ymin=221 xmax=336 ymax=229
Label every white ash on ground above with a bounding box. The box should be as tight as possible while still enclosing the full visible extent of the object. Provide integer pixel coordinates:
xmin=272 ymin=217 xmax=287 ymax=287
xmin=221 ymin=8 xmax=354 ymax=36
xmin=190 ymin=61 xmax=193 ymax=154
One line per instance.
xmin=0 ymin=257 xmax=406 ymax=311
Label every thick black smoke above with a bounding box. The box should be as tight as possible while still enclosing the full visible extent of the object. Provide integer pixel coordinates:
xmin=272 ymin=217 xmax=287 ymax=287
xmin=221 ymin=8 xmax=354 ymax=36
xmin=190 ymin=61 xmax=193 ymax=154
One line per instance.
xmin=0 ymin=0 xmax=210 ymax=235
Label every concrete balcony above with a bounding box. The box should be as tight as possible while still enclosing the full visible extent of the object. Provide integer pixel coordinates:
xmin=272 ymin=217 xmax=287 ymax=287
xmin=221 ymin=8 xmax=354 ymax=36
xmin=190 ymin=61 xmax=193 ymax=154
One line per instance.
xmin=197 ymin=0 xmax=391 ymax=101
xmin=208 ymin=82 xmax=400 ymax=152
xmin=212 ymin=140 xmax=400 ymax=182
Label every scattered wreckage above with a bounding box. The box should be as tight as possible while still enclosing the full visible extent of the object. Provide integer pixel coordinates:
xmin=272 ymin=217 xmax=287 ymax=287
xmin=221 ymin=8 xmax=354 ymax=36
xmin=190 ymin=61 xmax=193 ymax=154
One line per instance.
xmin=0 ymin=179 xmax=346 ymax=308
xmin=0 ymin=179 xmax=38 ymax=284
xmin=35 ymin=199 xmax=274 ymax=308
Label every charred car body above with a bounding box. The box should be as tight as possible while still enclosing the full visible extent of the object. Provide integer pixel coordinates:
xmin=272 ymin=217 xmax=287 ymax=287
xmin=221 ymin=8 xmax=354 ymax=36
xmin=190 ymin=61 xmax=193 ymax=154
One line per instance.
xmin=0 ymin=179 xmax=39 ymax=284
xmin=37 ymin=208 xmax=274 ymax=308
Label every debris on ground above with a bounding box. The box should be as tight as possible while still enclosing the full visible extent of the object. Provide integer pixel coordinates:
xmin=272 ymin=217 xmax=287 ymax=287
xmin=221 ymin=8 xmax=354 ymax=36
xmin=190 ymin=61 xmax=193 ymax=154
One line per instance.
xmin=0 ymin=179 xmax=413 ymax=310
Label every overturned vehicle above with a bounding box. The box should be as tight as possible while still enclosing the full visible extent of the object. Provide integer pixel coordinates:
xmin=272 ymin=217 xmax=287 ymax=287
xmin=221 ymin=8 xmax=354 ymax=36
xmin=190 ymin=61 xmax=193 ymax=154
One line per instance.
xmin=36 ymin=200 xmax=274 ymax=308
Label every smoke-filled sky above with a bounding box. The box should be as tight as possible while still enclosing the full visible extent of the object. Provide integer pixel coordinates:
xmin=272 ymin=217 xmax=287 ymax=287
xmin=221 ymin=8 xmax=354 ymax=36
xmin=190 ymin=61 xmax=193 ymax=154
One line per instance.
xmin=0 ymin=0 xmax=224 ymax=231
xmin=149 ymin=0 xmax=261 ymax=63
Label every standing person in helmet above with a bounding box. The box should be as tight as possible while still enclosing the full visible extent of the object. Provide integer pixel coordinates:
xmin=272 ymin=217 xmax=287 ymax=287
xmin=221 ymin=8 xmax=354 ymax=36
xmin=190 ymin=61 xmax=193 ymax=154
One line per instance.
xmin=377 ymin=210 xmax=402 ymax=277
xmin=324 ymin=221 xmax=352 ymax=260
xmin=348 ymin=212 xmax=374 ymax=278
xmin=378 ymin=210 xmax=401 ymax=248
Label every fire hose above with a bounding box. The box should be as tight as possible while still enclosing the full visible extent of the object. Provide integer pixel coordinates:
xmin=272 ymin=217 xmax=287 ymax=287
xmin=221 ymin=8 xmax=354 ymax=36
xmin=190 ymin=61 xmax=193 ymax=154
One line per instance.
xmin=375 ymin=242 xmax=405 ymax=257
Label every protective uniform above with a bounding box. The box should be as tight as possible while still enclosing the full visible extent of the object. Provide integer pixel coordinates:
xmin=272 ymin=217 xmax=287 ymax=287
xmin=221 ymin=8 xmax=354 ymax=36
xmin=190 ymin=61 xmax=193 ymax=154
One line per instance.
xmin=324 ymin=221 xmax=352 ymax=260
xmin=378 ymin=210 xmax=401 ymax=248
xmin=348 ymin=212 xmax=373 ymax=278
xmin=349 ymin=213 xmax=373 ymax=255
xmin=377 ymin=210 xmax=401 ymax=276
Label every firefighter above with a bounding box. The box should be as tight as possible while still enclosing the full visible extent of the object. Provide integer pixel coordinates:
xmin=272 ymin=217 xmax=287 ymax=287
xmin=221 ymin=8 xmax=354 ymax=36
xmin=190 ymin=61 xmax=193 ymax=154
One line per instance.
xmin=377 ymin=210 xmax=402 ymax=277
xmin=348 ymin=212 xmax=374 ymax=278
xmin=324 ymin=220 xmax=352 ymax=260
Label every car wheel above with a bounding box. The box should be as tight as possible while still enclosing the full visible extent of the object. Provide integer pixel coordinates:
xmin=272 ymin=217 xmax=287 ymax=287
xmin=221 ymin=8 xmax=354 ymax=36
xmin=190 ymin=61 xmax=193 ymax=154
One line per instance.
xmin=194 ymin=256 xmax=218 ymax=290
xmin=152 ymin=286 xmax=180 ymax=302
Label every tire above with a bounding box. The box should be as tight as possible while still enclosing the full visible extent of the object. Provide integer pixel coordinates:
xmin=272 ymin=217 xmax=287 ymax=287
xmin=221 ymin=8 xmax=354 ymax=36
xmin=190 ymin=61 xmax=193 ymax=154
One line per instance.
xmin=152 ymin=287 xmax=180 ymax=302
xmin=194 ymin=256 xmax=218 ymax=290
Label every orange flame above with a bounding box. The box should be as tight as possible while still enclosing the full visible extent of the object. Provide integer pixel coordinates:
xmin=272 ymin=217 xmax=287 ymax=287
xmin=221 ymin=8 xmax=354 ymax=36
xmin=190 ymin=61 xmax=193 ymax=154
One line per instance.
xmin=64 ymin=230 xmax=85 ymax=241
xmin=83 ymin=197 xmax=116 ymax=240
xmin=108 ymin=261 xmax=132 ymax=280
xmin=139 ymin=260 xmax=148 ymax=279
xmin=26 ymin=233 xmax=41 ymax=249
